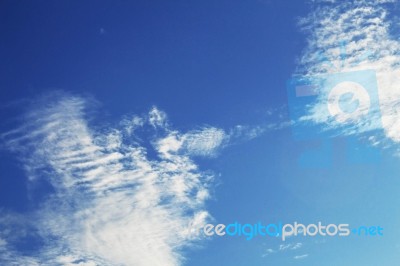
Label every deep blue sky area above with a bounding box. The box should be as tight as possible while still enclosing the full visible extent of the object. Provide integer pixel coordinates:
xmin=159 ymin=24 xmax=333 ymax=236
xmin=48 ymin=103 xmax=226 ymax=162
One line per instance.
xmin=0 ymin=0 xmax=309 ymax=224
xmin=0 ymin=0 xmax=308 ymax=126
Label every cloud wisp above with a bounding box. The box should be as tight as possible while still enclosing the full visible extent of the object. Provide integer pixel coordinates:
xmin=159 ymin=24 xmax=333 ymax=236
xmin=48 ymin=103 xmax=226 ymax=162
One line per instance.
xmin=0 ymin=89 xmax=290 ymax=265
xmin=293 ymin=0 xmax=400 ymax=148
xmin=1 ymin=95 xmax=228 ymax=266
xmin=262 ymin=242 xmax=305 ymax=260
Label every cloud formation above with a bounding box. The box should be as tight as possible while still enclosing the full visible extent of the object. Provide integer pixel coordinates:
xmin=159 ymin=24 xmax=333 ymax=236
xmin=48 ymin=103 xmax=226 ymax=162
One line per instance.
xmin=1 ymin=94 xmax=227 ymax=265
xmin=262 ymin=242 xmax=304 ymax=259
xmin=294 ymin=0 xmax=400 ymax=147
xmin=294 ymin=254 xmax=309 ymax=260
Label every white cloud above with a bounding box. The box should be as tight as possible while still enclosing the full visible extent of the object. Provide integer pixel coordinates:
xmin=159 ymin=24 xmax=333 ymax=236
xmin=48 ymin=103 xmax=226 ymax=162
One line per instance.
xmin=149 ymin=106 xmax=168 ymax=128
xmin=279 ymin=242 xmax=303 ymax=251
xmin=1 ymin=95 xmax=225 ymax=265
xmin=263 ymin=242 xmax=304 ymax=258
xmin=181 ymin=128 xmax=227 ymax=157
xmin=294 ymin=0 xmax=400 ymax=147
xmin=261 ymin=248 xmax=275 ymax=257
xmin=294 ymin=254 xmax=309 ymax=260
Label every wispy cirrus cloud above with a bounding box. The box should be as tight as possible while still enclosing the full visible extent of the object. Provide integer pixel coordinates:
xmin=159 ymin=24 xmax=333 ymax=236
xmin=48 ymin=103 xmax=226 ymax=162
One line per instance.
xmin=1 ymin=94 xmax=229 ymax=265
xmin=0 ymin=90 xmax=288 ymax=265
xmin=294 ymin=254 xmax=309 ymax=260
xmin=262 ymin=242 xmax=304 ymax=258
xmin=294 ymin=0 xmax=400 ymax=146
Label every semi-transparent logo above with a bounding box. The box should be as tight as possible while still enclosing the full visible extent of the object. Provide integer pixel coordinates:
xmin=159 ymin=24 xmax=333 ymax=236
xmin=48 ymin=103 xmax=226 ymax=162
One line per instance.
xmin=286 ymin=43 xmax=382 ymax=168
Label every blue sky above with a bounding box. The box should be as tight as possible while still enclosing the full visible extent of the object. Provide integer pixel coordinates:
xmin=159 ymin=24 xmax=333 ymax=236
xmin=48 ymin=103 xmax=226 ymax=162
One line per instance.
xmin=1 ymin=0 xmax=400 ymax=265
